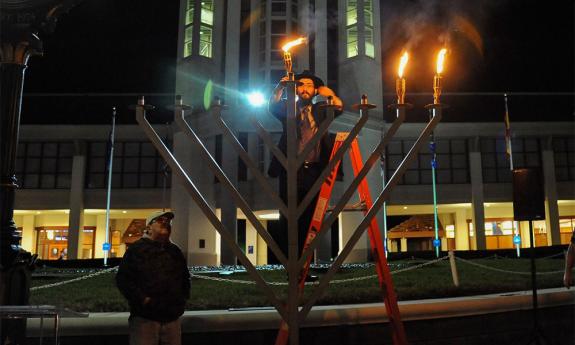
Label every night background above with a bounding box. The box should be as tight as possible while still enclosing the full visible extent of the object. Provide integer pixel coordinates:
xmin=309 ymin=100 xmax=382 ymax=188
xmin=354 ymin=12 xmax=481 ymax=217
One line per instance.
xmin=21 ymin=0 xmax=574 ymax=124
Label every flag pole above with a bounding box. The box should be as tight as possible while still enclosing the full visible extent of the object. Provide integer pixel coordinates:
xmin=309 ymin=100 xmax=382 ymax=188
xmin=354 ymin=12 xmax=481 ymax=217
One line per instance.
xmin=104 ymin=107 xmax=116 ymax=266
xmin=505 ymin=94 xmax=520 ymax=257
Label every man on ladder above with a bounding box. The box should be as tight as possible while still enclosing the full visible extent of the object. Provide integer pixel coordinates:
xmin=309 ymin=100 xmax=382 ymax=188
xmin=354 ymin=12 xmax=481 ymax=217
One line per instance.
xmin=267 ymin=70 xmax=343 ymax=269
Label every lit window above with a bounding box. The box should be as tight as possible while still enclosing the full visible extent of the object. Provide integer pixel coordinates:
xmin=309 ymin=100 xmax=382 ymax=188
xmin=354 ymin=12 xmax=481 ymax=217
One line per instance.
xmin=200 ymin=25 xmax=213 ymax=58
xmin=186 ymin=0 xmax=194 ymax=25
xmin=365 ymin=26 xmax=374 ymax=58
xmin=184 ymin=25 xmax=193 ymax=57
xmin=201 ymin=0 xmax=214 ymax=25
xmin=364 ymin=0 xmax=373 ymax=26
xmin=346 ymin=0 xmax=357 ymax=26
xmin=346 ymin=27 xmax=358 ymax=58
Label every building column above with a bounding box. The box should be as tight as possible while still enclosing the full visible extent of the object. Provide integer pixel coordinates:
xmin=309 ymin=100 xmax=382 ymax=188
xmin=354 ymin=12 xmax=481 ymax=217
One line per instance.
xmin=256 ymin=224 xmax=268 ymax=265
xmin=454 ymin=209 xmax=470 ymax=250
xmin=221 ymin=130 xmax=238 ymax=265
xmin=224 ymin=0 xmax=241 ymax=106
xmin=67 ymin=152 xmax=86 ymax=259
xmin=469 ymin=148 xmax=486 ymax=250
xmin=94 ymin=214 xmax=107 ymax=258
xmin=171 ymin=130 xmax=218 ymax=266
xmin=340 ymin=212 xmax=368 ymax=263
xmin=542 ymin=139 xmax=560 ymax=245
xmin=20 ymin=215 xmax=36 ymax=254
xmin=247 ymin=133 xmax=258 ymax=180
xmin=400 ymin=237 xmax=408 ymax=252
xmin=313 ymin=0 xmax=328 ymax=82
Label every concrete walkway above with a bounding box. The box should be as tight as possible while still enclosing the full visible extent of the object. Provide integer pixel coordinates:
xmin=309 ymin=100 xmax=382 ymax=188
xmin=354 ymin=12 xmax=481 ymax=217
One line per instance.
xmin=26 ymin=287 xmax=575 ymax=338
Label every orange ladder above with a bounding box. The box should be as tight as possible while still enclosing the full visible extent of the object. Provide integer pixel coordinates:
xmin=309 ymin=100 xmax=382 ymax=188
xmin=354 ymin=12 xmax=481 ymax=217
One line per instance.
xmin=275 ymin=132 xmax=408 ymax=345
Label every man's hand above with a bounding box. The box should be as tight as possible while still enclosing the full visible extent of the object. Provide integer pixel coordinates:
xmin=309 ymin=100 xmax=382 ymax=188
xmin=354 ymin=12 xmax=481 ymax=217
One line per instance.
xmin=143 ymin=296 xmax=152 ymax=305
xmin=316 ymin=86 xmax=343 ymax=108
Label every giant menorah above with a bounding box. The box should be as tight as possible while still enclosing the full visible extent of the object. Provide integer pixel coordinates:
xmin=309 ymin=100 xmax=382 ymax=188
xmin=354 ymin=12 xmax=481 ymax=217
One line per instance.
xmin=135 ymin=74 xmax=442 ymax=344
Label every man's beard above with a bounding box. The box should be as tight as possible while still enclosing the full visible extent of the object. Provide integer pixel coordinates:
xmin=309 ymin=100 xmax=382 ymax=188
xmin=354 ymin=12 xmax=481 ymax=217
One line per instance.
xmin=298 ymin=93 xmax=313 ymax=105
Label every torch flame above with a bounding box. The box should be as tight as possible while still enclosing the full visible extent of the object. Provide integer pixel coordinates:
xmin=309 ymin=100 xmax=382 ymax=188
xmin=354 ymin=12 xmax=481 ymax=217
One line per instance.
xmin=436 ymin=48 xmax=447 ymax=75
xmin=398 ymin=52 xmax=409 ymax=78
xmin=282 ymin=37 xmax=307 ymax=52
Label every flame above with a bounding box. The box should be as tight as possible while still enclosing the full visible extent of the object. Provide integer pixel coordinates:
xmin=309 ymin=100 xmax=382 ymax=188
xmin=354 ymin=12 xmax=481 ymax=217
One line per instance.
xmin=398 ymin=52 xmax=409 ymax=78
xmin=282 ymin=37 xmax=307 ymax=52
xmin=436 ymin=48 xmax=447 ymax=75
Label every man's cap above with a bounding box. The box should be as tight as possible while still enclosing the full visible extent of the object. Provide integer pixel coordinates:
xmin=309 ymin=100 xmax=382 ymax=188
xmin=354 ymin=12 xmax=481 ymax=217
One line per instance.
xmin=146 ymin=210 xmax=174 ymax=225
xmin=295 ymin=70 xmax=324 ymax=88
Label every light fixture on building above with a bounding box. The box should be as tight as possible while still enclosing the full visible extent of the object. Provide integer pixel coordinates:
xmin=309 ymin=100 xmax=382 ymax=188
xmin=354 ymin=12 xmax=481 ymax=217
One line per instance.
xmin=122 ymin=210 xmax=127 ymax=214
xmin=258 ymin=212 xmax=280 ymax=220
xmin=403 ymin=206 xmax=408 ymax=210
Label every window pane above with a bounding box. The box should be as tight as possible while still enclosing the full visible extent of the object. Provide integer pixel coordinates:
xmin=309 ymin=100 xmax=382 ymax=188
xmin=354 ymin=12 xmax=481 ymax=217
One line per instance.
xmin=452 ymin=154 xmax=467 ymax=169
xmin=453 ymin=169 xmax=469 ymax=183
xmin=201 ymin=7 xmax=213 ymax=25
xmin=43 ymin=143 xmax=58 ymax=156
xmin=437 ymin=170 xmax=451 ymax=184
xmin=90 ymin=158 xmax=106 ymax=173
xmin=141 ymin=158 xmax=156 ymax=172
xmin=420 ymin=170 xmax=432 ymax=184
xmin=271 ymin=20 xmax=286 ymax=34
xmin=346 ymin=0 xmax=357 ymax=26
xmin=387 ymin=141 xmax=402 ymax=154
xmin=87 ymin=174 xmax=105 ymax=189
xmin=436 ymin=154 xmax=450 ymax=169
xmin=24 ymin=174 xmax=39 ymax=188
xmin=364 ymin=0 xmax=373 ymax=26
xmin=524 ymin=138 xmax=539 ymax=152
xmin=27 ymin=158 xmax=40 ymax=173
xmin=200 ymin=25 xmax=213 ymax=58
xmin=526 ymin=153 xmax=540 ymax=166
xmin=483 ymin=169 xmax=496 ymax=183
xmin=123 ymin=174 xmax=139 ymax=188
xmin=346 ymin=26 xmax=358 ymax=57
xmin=388 ymin=155 xmax=402 ymax=169
xmin=124 ymin=158 xmax=139 ymax=173
xmin=27 ymin=143 xmax=41 ymax=156
xmin=141 ymin=143 xmax=155 ymax=156
xmin=271 ymin=3 xmax=286 ymax=15
xmin=90 ymin=142 xmax=106 ymax=156
xmin=140 ymin=173 xmax=156 ymax=188
xmin=42 ymin=158 xmax=57 ymax=173
xmin=451 ymin=140 xmax=466 ymax=153
xmin=404 ymin=170 xmax=419 ymax=184
xmin=41 ymin=175 xmax=55 ymax=189
xmin=59 ymin=143 xmax=74 ymax=156
xmin=480 ymin=139 xmax=495 ymax=153
xmin=57 ymin=174 xmax=71 ymax=189
xmin=125 ymin=143 xmax=139 ymax=156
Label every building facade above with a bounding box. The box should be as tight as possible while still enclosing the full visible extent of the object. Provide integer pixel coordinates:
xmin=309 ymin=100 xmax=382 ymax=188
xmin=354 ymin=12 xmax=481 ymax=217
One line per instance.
xmin=13 ymin=0 xmax=575 ymax=265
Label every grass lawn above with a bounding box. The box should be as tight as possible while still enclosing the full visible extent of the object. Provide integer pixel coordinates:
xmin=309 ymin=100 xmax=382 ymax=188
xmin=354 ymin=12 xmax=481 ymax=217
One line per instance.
xmin=29 ymin=256 xmax=567 ymax=313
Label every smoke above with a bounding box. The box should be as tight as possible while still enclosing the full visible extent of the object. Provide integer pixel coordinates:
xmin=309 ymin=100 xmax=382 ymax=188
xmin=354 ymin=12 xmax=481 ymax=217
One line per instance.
xmin=380 ymin=0 xmax=505 ymax=55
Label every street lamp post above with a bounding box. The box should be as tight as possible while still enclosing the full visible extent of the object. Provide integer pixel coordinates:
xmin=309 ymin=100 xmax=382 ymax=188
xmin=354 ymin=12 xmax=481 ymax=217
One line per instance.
xmin=0 ymin=1 xmax=78 ymax=343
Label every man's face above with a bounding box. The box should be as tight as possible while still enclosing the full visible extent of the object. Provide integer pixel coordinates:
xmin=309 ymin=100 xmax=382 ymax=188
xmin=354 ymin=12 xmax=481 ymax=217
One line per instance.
xmin=296 ymin=78 xmax=317 ymax=102
xmin=149 ymin=215 xmax=172 ymax=242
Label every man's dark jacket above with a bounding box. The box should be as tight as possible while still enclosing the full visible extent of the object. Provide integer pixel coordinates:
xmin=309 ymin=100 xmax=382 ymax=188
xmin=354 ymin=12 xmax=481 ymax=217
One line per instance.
xmin=116 ymin=237 xmax=190 ymax=322
xmin=267 ymin=99 xmax=343 ymax=178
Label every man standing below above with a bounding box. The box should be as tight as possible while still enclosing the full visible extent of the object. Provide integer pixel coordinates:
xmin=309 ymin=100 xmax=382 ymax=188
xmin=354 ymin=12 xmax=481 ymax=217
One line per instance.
xmin=268 ymin=70 xmax=343 ymax=263
xmin=116 ymin=211 xmax=190 ymax=345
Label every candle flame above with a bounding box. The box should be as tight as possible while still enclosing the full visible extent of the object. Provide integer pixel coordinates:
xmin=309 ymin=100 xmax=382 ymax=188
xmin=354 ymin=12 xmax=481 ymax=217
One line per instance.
xmin=436 ymin=48 xmax=447 ymax=75
xmin=398 ymin=52 xmax=409 ymax=78
xmin=282 ymin=37 xmax=307 ymax=52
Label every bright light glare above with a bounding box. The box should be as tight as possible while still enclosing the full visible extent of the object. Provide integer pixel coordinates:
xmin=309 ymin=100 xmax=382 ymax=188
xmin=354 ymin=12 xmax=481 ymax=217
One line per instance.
xmin=247 ymin=92 xmax=265 ymax=107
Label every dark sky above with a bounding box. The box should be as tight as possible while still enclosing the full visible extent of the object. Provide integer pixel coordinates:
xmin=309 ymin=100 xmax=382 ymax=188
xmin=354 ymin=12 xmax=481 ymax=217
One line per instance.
xmin=21 ymin=0 xmax=574 ymax=124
